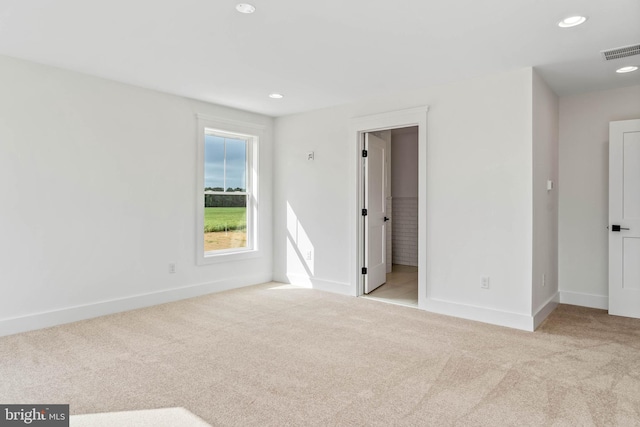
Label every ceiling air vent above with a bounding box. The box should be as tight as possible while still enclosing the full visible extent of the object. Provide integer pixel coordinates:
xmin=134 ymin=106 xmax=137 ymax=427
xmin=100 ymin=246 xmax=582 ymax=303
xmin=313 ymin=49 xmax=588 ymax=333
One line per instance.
xmin=601 ymin=43 xmax=640 ymax=61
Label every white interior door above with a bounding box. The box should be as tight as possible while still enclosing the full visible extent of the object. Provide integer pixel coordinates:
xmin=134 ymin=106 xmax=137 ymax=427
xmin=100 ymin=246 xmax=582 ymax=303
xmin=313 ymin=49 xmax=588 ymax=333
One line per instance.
xmin=364 ymin=133 xmax=387 ymax=293
xmin=609 ymin=119 xmax=640 ymax=318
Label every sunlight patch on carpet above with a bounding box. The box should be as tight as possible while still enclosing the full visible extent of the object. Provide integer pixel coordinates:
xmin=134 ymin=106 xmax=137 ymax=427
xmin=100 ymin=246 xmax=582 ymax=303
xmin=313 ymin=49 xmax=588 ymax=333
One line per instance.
xmin=70 ymin=407 xmax=211 ymax=427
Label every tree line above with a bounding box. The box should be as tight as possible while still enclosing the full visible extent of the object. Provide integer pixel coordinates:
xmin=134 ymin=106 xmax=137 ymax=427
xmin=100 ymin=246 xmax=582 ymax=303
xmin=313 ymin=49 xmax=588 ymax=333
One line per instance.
xmin=205 ymin=187 xmax=245 ymax=192
xmin=205 ymin=193 xmax=246 ymax=208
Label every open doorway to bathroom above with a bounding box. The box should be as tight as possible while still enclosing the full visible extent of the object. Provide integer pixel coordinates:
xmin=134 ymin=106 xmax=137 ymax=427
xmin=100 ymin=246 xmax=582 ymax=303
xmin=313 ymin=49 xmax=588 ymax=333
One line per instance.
xmin=362 ymin=126 xmax=419 ymax=308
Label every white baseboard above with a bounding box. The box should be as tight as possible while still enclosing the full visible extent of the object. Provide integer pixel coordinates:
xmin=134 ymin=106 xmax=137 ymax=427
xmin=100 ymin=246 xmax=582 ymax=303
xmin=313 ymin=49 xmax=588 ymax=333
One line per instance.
xmin=284 ymin=274 xmax=354 ymax=296
xmin=533 ymin=293 xmax=559 ymax=329
xmin=0 ymin=273 xmax=272 ymax=337
xmin=559 ymin=291 xmax=608 ymax=310
xmin=424 ymin=298 xmax=535 ymax=331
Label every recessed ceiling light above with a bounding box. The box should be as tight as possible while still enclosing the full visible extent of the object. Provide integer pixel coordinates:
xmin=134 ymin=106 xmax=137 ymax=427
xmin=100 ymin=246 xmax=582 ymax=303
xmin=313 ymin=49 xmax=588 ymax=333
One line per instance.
xmin=236 ymin=3 xmax=255 ymax=14
xmin=269 ymin=93 xmax=284 ymax=99
xmin=616 ymin=66 xmax=639 ymax=73
xmin=558 ymin=16 xmax=587 ymax=28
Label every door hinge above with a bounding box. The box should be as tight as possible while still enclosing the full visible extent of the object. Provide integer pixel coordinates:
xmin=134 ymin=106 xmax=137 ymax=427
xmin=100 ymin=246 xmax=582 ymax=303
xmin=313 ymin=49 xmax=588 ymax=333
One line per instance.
xmin=362 ymin=208 xmax=367 ymax=216
xmin=362 ymin=267 xmax=367 ymax=274
xmin=362 ymin=149 xmax=368 ymax=157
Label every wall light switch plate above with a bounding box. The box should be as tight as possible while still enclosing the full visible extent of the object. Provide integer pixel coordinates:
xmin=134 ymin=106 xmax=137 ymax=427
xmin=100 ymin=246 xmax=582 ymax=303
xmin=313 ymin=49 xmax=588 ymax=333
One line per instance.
xmin=547 ymin=180 xmax=554 ymax=191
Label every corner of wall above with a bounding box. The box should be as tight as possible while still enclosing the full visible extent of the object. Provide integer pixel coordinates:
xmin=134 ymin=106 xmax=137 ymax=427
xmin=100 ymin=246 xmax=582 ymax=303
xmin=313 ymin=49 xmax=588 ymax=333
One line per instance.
xmin=531 ymin=69 xmax=560 ymax=317
xmin=533 ymin=292 xmax=559 ymax=329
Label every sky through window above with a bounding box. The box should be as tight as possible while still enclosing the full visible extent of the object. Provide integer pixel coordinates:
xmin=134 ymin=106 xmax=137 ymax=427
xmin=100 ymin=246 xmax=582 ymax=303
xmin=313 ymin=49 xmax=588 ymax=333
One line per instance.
xmin=204 ymin=134 xmax=247 ymax=191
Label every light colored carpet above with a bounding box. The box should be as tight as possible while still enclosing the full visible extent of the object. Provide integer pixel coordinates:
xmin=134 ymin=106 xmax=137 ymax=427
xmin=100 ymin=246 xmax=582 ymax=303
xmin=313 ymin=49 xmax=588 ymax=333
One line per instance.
xmin=70 ymin=407 xmax=211 ymax=426
xmin=2 ymin=282 xmax=640 ymax=426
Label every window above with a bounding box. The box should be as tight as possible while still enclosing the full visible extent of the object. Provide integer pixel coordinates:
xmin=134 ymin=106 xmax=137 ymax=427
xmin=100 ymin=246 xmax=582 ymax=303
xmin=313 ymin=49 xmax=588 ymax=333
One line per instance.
xmin=197 ymin=115 xmax=261 ymax=264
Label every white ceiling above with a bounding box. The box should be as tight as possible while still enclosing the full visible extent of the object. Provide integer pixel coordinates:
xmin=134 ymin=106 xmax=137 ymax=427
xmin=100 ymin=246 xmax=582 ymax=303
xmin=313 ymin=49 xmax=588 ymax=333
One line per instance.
xmin=0 ymin=0 xmax=638 ymax=117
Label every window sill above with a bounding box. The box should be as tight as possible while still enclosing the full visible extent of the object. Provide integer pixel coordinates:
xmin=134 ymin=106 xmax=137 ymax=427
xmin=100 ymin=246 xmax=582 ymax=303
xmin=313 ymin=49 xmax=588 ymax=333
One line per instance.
xmin=197 ymin=248 xmax=261 ymax=265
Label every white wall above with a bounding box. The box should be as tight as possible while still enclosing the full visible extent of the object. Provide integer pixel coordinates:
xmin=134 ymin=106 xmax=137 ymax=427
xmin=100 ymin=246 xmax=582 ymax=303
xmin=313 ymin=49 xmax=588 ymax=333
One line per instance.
xmin=558 ymin=85 xmax=640 ymax=309
xmin=0 ymin=55 xmax=274 ymax=336
xmin=274 ymin=68 xmax=539 ymax=329
xmin=531 ymin=70 xmax=559 ymax=320
xmin=273 ymin=107 xmax=352 ymax=292
xmin=391 ymin=198 xmax=418 ymax=267
xmin=391 ymin=128 xmax=419 ymax=266
xmin=391 ymin=128 xmax=418 ymax=198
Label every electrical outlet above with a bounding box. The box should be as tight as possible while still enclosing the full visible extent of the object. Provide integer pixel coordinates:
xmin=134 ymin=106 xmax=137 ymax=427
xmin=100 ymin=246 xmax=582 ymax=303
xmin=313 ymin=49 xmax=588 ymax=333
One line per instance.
xmin=169 ymin=263 xmax=176 ymax=274
xmin=481 ymin=276 xmax=490 ymax=289
xmin=306 ymin=250 xmax=313 ymax=260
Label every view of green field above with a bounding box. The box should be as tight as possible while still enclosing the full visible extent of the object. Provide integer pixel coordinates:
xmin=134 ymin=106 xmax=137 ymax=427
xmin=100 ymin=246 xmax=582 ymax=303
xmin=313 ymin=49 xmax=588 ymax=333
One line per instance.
xmin=204 ymin=207 xmax=246 ymax=233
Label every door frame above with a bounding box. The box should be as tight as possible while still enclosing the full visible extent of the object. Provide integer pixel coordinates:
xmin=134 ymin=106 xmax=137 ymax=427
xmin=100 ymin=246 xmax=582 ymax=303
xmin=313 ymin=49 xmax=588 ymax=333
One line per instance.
xmin=349 ymin=106 xmax=429 ymax=309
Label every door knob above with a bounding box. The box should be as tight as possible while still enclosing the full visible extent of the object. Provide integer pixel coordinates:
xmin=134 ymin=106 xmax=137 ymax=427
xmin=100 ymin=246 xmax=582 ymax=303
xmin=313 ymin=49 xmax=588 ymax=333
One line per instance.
xmin=612 ymin=225 xmax=630 ymax=232
xmin=384 ymin=217 xmax=390 ymax=222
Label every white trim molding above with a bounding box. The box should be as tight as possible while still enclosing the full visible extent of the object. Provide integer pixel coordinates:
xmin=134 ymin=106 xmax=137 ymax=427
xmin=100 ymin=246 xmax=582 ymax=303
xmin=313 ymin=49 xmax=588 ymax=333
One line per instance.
xmin=0 ymin=273 xmax=272 ymax=337
xmin=349 ymin=106 xmax=429 ymax=307
xmin=195 ymin=113 xmax=267 ymax=132
xmin=285 ymin=274 xmax=353 ymax=296
xmin=196 ymin=114 xmax=263 ymax=265
xmin=533 ymin=293 xmax=560 ymax=329
xmin=424 ymin=298 xmax=536 ymax=331
xmin=559 ymin=291 xmax=609 ymax=310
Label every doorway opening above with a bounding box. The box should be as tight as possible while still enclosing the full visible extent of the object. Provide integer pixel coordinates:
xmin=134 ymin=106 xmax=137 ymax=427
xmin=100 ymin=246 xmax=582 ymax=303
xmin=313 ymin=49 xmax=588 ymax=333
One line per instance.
xmin=361 ymin=127 xmax=419 ymax=307
xmin=351 ymin=105 xmax=428 ymax=310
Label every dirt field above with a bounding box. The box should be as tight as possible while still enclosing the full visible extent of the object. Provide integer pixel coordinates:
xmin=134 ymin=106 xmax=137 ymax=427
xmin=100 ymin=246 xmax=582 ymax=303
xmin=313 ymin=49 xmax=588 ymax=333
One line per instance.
xmin=204 ymin=231 xmax=247 ymax=252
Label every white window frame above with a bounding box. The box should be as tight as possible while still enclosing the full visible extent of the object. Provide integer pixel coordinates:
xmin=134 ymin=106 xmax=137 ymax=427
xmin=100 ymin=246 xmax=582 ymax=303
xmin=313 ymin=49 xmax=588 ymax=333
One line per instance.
xmin=196 ymin=114 xmax=262 ymax=265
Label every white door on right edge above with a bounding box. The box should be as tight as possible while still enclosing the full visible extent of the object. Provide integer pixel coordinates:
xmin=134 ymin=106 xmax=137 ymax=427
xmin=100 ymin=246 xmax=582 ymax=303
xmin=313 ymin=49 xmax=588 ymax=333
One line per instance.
xmin=609 ymin=119 xmax=640 ymax=318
